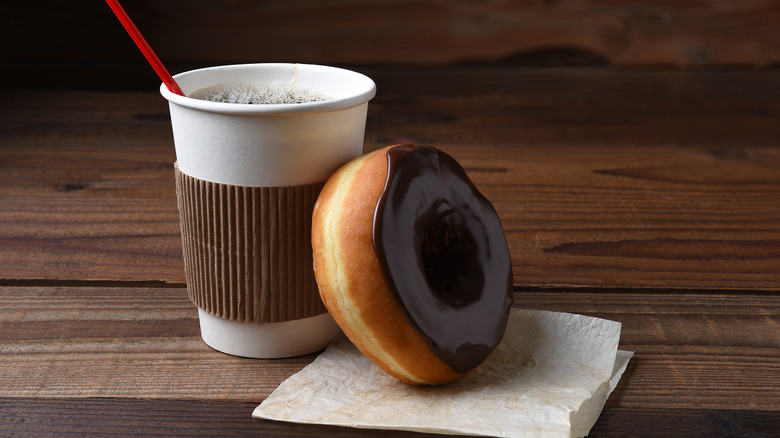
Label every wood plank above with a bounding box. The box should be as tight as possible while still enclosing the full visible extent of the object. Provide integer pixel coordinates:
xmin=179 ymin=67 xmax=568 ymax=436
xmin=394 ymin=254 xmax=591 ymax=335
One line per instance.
xmin=7 ymin=1 xmax=780 ymax=70
xmin=591 ymin=407 xmax=780 ymax=438
xmin=0 ymin=286 xmax=308 ymax=401
xmin=364 ymin=68 xmax=780 ymax=147
xmin=447 ymin=141 xmax=779 ymax=290
xmin=0 ymin=398 xmax=432 ymax=437
xmin=0 ymin=286 xmax=777 ymax=411
xmin=1 ymin=398 xmax=777 ymax=437
xmin=2 ymin=69 xmax=779 ymax=289
xmin=0 ymin=91 xmax=184 ymax=283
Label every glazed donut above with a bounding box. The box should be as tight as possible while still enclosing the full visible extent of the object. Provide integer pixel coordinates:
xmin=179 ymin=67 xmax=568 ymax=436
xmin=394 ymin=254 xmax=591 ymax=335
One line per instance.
xmin=312 ymin=144 xmax=513 ymax=385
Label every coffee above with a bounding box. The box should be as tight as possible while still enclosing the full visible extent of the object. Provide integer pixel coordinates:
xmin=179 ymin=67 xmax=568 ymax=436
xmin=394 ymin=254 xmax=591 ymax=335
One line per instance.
xmin=189 ymin=81 xmax=331 ymax=104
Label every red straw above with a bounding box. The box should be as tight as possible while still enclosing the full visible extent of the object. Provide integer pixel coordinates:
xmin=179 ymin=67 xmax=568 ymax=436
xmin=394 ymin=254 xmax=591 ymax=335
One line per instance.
xmin=106 ymin=0 xmax=185 ymax=96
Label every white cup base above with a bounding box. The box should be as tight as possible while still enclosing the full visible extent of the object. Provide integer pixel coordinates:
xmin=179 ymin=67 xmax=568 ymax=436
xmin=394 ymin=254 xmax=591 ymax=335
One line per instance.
xmin=197 ymin=308 xmax=340 ymax=359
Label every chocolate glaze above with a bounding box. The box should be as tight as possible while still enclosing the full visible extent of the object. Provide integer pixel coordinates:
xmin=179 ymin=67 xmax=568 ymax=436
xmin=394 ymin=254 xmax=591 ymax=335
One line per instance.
xmin=372 ymin=144 xmax=513 ymax=374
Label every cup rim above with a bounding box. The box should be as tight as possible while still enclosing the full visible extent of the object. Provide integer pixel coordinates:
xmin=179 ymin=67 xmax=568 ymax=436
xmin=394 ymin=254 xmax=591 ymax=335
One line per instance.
xmin=160 ymin=63 xmax=376 ymax=115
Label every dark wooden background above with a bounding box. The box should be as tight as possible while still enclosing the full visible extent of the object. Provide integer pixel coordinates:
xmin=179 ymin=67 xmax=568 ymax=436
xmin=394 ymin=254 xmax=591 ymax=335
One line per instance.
xmin=4 ymin=0 xmax=780 ymax=91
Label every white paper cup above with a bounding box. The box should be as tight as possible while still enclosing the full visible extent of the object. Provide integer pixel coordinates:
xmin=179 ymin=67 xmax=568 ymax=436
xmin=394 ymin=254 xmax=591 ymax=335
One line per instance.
xmin=161 ymin=63 xmax=376 ymax=358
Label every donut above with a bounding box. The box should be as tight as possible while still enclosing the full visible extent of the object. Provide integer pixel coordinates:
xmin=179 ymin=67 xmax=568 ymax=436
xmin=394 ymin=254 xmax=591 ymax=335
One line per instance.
xmin=312 ymin=144 xmax=513 ymax=385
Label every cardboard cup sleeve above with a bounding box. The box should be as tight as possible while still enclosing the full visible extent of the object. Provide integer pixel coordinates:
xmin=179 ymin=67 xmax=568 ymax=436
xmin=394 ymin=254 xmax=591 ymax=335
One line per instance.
xmin=174 ymin=163 xmax=327 ymax=324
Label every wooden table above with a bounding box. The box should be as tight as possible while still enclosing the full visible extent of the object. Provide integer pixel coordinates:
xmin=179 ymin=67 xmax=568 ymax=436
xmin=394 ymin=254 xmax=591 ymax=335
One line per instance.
xmin=1 ymin=67 xmax=778 ymax=436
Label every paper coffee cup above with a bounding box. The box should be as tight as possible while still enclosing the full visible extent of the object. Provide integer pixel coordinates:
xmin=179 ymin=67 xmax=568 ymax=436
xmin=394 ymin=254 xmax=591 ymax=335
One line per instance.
xmin=161 ymin=63 xmax=376 ymax=358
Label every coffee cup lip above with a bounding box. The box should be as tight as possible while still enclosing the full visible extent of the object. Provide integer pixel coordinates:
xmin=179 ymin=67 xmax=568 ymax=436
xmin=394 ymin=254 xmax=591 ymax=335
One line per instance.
xmin=160 ymin=63 xmax=376 ymax=115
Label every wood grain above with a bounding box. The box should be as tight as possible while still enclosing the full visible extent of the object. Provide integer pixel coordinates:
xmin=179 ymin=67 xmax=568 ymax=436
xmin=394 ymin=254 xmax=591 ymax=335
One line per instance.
xmin=0 ymin=397 xmax=448 ymax=437
xmin=2 ymin=69 xmax=778 ymax=289
xmin=6 ymin=1 xmax=780 ymax=69
xmin=1 ymin=285 xmax=777 ymax=412
xmin=1 ymin=398 xmax=777 ymax=437
xmin=0 ymin=286 xmax=309 ymax=401
xmin=0 ymin=65 xmax=780 ymax=437
xmin=0 ymin=91 xmax=183 ymax=282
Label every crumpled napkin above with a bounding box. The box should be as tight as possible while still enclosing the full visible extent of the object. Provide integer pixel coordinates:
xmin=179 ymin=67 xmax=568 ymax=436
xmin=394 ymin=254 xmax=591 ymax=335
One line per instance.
xmin=254 ymin=309 xmax=632 ymax=437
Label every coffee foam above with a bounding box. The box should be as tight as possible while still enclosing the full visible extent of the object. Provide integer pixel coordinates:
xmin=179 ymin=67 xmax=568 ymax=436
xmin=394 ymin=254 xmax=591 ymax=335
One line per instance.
xmin=189 ymin=80 xmax=331 ymax=105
